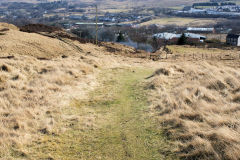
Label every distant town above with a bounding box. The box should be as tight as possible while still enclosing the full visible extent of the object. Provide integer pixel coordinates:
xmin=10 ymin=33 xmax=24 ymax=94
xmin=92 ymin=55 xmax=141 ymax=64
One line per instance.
xmin=173 ymin=0 xmax=240 ymax=18
xmin=0 ymin=1 xmax=153 ymax=27
xmin=1 ymin=0 xmax=240 ymax=27
xmin=0 ymin=0 xmax=240 ymax=51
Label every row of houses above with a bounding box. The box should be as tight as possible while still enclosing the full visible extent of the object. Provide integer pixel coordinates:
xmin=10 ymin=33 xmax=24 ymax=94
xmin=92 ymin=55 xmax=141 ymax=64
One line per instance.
xmin=175 ymin=7 xmax=240 ymax=18
xmin=210 ymin=0 xmax=229 ymax=2
xmin=97 ymin=12 xmax=152 ymax=23
xmin=185 ymin=27 xmax=231 ymax=34
xmin=216 ymin=5 xmax=240 ymax=12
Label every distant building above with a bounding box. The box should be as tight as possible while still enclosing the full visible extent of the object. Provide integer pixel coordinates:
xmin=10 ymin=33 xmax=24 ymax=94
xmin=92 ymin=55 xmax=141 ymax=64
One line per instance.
xmin=153 ymin=33 xmax=181 ymax=41
xmin=75 ymin=22 xmax=104 ymax=26
xmin=184 ymin=33 xmax=206 ymax=42
xmin=226 ymin=34 xmax=240 ymax=46
xmin=187 ymin=27 xmax=215 ymax=33
xmin=153 ymin=32 xmax=206 ymax=45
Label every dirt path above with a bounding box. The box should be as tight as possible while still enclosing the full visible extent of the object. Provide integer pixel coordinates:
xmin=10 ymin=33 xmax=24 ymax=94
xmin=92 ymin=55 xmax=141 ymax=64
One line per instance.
xmin=26 ymin=67 xmax=176 ymax=160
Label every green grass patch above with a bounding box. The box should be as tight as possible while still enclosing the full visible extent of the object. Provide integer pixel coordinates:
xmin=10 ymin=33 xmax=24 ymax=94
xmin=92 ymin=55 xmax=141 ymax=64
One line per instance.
xmin=25 ymin=67 xmax=177 ymax=160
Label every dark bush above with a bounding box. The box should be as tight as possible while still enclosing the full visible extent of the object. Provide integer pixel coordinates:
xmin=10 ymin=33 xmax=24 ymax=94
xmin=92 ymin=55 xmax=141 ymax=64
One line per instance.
xmin=178 ymin=33 xmax=187 ymax=45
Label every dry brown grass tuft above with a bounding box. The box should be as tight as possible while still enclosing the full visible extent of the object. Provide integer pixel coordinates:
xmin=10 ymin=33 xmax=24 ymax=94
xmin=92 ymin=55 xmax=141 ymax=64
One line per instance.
xmin=154 ymin=68 xmax=170 ymax=76
xmin=148 ymin=61 xmax=240 ymax=160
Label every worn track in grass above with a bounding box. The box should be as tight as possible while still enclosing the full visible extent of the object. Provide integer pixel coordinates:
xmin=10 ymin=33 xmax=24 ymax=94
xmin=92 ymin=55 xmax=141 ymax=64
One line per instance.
xmin=26 ymin=67 xmax=176 ymax=160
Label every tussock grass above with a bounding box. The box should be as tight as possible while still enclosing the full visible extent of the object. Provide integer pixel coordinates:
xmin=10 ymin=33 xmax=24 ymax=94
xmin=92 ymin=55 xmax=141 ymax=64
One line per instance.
xmin=147 ymin=61 xmax=240 ymax=160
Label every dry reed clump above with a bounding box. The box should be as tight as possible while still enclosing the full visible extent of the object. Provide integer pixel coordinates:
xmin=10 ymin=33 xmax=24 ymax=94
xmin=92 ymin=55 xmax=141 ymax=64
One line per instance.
xmin=147 ymin=61 xmax=240 ymax=160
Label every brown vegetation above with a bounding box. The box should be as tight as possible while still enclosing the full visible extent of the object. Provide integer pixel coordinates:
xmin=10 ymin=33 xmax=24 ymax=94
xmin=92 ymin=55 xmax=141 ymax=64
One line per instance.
xmin=1 ymin=22 xmax=240 ymax=160
xmin=147 ymin=60 xmax=240 ymax=160
xmin=20 ymin=24 xmax=97 ymax=44
xmin=0 ymin=22 xmax=165 ymax=159
xmin=19 ymin=24 xmax=62 ymax=33
xmin=0 ymin=23 xmax=128 ymax=159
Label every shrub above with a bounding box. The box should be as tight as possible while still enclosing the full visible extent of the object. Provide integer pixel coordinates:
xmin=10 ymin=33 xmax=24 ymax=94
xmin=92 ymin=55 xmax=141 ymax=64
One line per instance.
xmin=178 ymin=33 xmax=187 ymax=45
xmin=116 ymin=32 xmax=125 ymax=42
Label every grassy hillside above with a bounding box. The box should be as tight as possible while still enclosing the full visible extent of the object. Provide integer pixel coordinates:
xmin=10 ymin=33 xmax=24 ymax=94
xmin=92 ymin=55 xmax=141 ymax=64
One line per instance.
xmin=146 ymin=45 xmax=240 ymax=160
xmin=0 ymin=23 xmax=102 ymax=158
xmin=0 ymin=22 xmax=170 ymax=159
xmin=1 ymin=23 xmax=240 ymax=160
